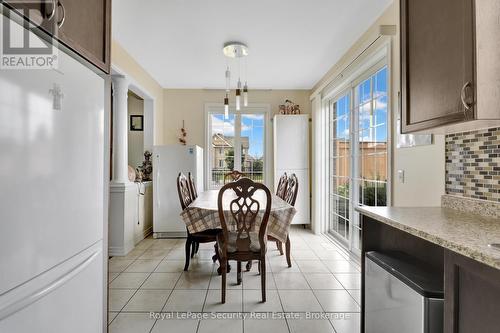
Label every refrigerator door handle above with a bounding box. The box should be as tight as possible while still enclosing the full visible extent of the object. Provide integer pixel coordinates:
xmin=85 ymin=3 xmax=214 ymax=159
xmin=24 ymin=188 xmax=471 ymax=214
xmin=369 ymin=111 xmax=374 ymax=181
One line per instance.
xmin=0 ymin=242 xmax=102 ymax=321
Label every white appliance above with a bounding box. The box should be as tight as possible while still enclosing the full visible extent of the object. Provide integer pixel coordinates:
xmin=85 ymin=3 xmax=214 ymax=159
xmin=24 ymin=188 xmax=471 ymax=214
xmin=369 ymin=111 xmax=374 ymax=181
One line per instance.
xmin=0 ymin=11 xmax=105 ymax=333
xmin=153 ymin=145 xmax=204 ymax=237
xmin=273 ymin=115 xmax=310 ymax=225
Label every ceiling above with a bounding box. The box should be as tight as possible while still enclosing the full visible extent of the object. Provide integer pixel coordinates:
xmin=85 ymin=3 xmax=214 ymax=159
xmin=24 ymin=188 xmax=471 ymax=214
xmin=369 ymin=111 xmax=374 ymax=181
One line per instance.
xmin=112 ymin=0 xmax=392 ymax=89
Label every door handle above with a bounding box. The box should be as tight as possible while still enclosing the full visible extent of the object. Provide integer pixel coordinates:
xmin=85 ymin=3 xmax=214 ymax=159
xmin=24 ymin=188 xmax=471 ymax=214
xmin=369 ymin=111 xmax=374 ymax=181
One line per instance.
xmin=460 ymin=81 xmax=473 ymax=112
xmin=45 ymin=0 xmax=56 ymax=20
xmin=57 ymin=0 xmax=66 ymax=28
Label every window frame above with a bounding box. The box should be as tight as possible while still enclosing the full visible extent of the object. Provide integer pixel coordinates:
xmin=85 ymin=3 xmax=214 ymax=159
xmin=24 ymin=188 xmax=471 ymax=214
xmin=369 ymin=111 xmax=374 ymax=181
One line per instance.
xmin=321 ymin=42 xmax=392 ymax=255
xmin=204 ymin=103 xmax=272 ymax=190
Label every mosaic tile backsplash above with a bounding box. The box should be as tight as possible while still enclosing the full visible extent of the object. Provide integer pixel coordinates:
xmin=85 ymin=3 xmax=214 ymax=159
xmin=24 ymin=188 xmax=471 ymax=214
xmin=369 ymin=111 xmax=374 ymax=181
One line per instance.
xmin=445 ymin=127 xmax=500 ymax=202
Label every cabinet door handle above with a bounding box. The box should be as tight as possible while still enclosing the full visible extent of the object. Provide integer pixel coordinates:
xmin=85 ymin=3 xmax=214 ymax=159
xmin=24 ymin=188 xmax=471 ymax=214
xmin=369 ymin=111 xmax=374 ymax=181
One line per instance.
xmin=57 ymin=0 xmax=66 ymax=28
xmin=46 ymin=0 xmax=56 ymax=20
xmin=460 ymin=81 xmax=472 ymax=111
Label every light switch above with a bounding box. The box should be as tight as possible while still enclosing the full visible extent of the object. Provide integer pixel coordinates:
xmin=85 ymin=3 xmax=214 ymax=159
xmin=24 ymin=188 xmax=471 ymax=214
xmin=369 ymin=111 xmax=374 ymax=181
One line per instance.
xmin=398 ymin=170 xmax=405 ymax=183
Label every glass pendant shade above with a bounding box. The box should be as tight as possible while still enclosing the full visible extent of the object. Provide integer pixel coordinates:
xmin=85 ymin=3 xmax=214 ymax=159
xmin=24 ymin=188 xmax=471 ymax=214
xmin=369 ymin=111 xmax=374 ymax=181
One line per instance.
xmin=243 ymin=82 xmax=248 ymax=107
xmin=235 ymin=92 xmax=241 ymax=111
xmin=224 ymin=94 xmax=229 ymax=118
xmin=235 ymin=80 xmax=241 ymax=111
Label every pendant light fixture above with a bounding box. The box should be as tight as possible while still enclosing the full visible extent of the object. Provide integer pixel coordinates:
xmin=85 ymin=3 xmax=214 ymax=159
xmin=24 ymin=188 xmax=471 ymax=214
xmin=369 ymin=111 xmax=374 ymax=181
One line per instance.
xmin=224 ymin=66 xmax=231 ymax=118
xmin=222 ymin=42 xmax=249 ymax=116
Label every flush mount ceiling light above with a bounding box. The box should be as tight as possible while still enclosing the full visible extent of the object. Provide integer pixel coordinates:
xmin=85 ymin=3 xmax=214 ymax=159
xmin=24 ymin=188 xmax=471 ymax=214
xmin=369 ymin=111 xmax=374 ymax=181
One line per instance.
xmin=223 ymin=42 xmax=249 ymax=118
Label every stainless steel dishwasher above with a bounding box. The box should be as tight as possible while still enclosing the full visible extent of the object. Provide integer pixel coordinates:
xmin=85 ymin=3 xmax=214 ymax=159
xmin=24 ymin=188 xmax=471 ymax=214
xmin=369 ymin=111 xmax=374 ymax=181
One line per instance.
xmin=365 ymin=251 xmax=444 ymax=333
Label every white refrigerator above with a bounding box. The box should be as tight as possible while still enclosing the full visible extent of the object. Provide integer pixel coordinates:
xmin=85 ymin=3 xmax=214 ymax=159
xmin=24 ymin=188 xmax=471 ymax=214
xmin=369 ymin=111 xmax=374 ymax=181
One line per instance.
xmin=0 ymin=12 xmax=105 ymax=333
xmin=153 ymin=145 xmax=204 ymax=237
xmin=274 ymin=115 xmax=310 ymax=225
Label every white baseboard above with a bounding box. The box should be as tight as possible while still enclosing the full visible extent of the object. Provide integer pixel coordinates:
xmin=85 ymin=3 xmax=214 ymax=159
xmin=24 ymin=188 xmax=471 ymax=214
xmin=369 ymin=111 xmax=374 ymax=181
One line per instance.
xmin=108 ymin=246 xmax=126 ymax=257
xmin=108 ymin=241 xmax=134 ymax=257
xmin=153 ymin=231 xmax=187 ymax=238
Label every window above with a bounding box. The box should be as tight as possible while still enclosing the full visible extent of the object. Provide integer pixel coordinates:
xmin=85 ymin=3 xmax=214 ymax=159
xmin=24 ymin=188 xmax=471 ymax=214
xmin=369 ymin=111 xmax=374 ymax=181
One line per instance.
xmin=327 ymin=65 xmax=389 ymax=253
xmin=206 ymin=105 xmax=268 ymax=189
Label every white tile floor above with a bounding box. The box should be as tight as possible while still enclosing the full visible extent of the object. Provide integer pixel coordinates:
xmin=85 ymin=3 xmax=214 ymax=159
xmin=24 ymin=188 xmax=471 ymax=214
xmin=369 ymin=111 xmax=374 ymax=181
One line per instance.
xmin=108 ymin=227 xmax=361 ymax=333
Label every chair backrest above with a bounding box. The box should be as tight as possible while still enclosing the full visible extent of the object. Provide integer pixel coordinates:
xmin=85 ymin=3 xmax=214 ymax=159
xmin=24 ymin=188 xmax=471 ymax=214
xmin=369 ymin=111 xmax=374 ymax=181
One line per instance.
xmin=224 ymin=170 xmax=245 ymax=184
xmin=217 ymin=177 xmax=271 ymax=254
xmin=283 ymin=173 xmax=299 ymax=207
xmin=275 ymin=172 xmax=288 ymax=199
xmin=188 ymin=172 xmax=197 ymax=200
xmin=176 ymin=172 xmax=192 ymax=210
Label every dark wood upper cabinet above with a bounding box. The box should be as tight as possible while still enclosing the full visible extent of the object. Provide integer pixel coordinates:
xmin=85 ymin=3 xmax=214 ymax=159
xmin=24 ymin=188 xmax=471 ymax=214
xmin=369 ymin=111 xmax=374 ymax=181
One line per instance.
xmin=55 ymin=0 xmax=111 ymax=73
xmin=2 ymin=0 xmax=111 ymax=73
xmin=400 ymin=0 xmax=500 ymax=133
xmin=3 ymin=0 xmax=57 ymax=33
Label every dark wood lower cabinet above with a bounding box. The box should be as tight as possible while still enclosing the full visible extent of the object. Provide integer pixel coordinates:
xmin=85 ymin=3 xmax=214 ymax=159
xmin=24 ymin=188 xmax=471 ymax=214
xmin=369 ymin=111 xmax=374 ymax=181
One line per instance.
xmin=361 ymin=215 xmax=500 ymax=333
xmin=444 ymin=250 xmax=500 ymax=333
xmin=360 ymin=216 xmax=445 ymax=332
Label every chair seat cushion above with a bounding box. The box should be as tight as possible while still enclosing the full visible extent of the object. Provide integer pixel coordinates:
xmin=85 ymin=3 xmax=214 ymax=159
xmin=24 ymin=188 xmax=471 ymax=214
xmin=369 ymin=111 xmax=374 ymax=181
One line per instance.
xmin=217 ymin=231 xmax=261 ymax=253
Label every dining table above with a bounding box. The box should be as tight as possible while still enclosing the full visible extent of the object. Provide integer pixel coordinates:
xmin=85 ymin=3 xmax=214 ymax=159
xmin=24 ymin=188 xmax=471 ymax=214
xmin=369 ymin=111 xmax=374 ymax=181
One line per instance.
xmin=180 ymin=189 xmax=297 ymax=244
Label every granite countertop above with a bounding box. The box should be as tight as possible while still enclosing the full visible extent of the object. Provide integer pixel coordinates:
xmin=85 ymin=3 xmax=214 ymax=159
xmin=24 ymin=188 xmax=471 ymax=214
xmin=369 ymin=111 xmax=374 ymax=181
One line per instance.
xmin=356 ymin=206 xmax=500 ymax=270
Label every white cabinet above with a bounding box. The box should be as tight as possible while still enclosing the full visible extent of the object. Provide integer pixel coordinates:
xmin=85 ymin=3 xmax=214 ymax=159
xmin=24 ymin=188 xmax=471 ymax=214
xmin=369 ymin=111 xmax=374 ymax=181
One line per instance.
xmin=134 ymin=181 xmax=153 ymax=244
xmin=109 ymin=181 xmax=153 ymax=256
xmin=273 ymin=115 xmax=310 ymax=225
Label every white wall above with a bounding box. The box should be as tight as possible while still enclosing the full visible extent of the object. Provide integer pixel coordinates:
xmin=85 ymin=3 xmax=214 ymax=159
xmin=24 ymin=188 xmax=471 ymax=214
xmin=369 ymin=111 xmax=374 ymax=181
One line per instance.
xmin=127 ymin=93 xmax=144 ymax=169
xmin=311 ymin=1 xmax=445 ymax=207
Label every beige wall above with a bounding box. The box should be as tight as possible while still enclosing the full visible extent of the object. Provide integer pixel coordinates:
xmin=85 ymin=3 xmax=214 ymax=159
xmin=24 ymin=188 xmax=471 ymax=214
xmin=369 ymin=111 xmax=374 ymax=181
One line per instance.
xmin=312 ymin=1 xmax=445 ymax=207
xmin=162 ymin=89 xmax=311 ymax=146
xmin=111 ymin=40 xmax=164 ymax=145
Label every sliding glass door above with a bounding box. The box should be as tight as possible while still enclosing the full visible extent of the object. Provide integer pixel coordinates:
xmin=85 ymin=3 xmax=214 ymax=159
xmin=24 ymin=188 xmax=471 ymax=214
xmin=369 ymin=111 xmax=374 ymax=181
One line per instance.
xmin=328 ymin=92 xmax=352 ymax=244
xmin=207 ymin=107 xmax=267 ymax=189
xmin=327 ymin=65 xmax=389 ymax=253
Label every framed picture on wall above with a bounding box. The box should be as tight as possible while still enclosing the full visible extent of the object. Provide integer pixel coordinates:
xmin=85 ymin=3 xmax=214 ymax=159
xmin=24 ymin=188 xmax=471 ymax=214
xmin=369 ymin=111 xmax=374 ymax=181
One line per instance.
xmin=130 ymin=115 xmax=144 ymax=131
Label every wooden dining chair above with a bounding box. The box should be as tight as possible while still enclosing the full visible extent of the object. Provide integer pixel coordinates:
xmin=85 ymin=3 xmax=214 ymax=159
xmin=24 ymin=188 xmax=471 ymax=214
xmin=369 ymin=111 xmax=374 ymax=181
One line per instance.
xmin=177 ymin=172 xmax=219 ymax=271
xmin=275 ymin=172 xmax=288 ymax=199
xmin=216 ymin=177 xmax=272 ymax=303
xmin=270 ymin=172 xmax=288 ymax=254
xmin=187 ymin=172 xmax=200 ymax=256
xmin=223 ymin=170 xmax=245 ymax=184
xmin=284 ymin=173 xmax=299 ymax=207
xmin=245 ymin=172 xmax=296 ymax=272
xmin=280 ymin=173 xmax=299 ymax=267
xmin=187 ymin=172 xmax=198 ymax=200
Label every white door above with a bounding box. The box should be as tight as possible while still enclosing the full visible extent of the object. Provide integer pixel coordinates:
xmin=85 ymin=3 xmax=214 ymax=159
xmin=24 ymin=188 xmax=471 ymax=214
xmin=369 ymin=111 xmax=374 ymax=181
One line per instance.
xmin=327 ymin=65 xmax=389 ymax=253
